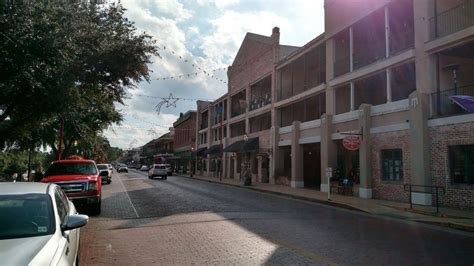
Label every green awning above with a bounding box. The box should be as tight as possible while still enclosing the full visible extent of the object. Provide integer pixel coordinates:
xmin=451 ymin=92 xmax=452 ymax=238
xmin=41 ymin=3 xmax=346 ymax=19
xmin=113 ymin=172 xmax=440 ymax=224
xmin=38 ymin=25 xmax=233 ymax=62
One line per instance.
xmin=203 ymin=145 xmax=222 ymax=156
xmin=194 ymin=147 xmax=207 ymax=157
xmin=223 ymin=137 xmax=259 ymax=153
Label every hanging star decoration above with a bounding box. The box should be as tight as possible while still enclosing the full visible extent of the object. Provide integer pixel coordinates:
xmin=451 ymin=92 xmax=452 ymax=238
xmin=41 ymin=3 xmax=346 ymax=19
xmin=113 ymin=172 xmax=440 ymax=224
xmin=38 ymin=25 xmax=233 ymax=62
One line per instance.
xmin=155 ymin=93 xmax=179 ymax=115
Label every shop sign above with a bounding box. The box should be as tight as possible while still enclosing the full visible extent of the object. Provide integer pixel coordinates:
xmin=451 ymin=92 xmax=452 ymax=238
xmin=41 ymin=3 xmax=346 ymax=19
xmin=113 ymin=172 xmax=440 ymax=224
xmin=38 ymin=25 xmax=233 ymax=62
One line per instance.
xmin=342 ymin=135 xmax=361 ymax=151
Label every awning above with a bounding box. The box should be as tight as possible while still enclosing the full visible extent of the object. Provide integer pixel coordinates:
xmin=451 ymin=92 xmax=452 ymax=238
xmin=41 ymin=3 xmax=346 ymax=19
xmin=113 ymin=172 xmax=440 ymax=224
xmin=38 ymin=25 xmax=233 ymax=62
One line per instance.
xmin=194 ymin=147 xmax=207 ymax=157
xmin=223 ymin=137 xmax=259 ymax=153
xmin=450 ymin=95 xmax=474 ymax=113
xmin=203 ymin=145 xmax=222 ymax=156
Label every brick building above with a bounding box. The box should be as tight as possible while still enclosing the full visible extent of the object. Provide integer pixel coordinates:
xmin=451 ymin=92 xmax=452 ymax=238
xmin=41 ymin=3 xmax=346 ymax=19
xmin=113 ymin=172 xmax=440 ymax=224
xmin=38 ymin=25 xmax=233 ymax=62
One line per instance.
xmin=195 ymin=0 xmax=474 ymax=210
xmin=172 ymin=111 xmax=196 ymax=174
xmin=140 ymin=132 xmax=173 ymax=166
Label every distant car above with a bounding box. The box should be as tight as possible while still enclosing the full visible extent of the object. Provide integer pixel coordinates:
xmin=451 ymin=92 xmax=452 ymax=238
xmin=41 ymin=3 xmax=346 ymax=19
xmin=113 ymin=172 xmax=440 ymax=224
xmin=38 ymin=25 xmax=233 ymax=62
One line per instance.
xmin=96 ymin=164 xmax=112 ymax=184
xmin=0 ymin=182 xmax=88 ymax=265
xmin=148 ymin=164 xmax=167 ymax=180
xmin=140 ymin=165 xmax=149 ymax=171
xmin=108 ymin=164 xmax=114 ymax=173
xmin=117 ymin=164 xmax=128 ymax=173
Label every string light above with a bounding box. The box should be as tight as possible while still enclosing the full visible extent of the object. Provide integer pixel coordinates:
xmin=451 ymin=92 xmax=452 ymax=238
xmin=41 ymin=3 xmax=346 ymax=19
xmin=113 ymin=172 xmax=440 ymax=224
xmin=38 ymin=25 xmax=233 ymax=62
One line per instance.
xmin=155 ymin=43 xmax=228 ymax=85
xmin=133 ymin=93 xmax=215 ymax=102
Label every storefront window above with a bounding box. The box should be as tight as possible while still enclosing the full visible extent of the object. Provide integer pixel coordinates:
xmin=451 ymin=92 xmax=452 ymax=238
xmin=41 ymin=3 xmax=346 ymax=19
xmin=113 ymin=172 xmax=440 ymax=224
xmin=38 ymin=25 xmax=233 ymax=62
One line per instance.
xmin=381 ymin=149 xmax=403 ymax=181
xmin=449 ymin=145 xmax=474 ymax=185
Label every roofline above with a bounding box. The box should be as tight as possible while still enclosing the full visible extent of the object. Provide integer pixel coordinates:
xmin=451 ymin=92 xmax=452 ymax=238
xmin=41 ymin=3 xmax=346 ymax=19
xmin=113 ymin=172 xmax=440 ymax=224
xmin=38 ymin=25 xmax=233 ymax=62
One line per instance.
xmin=277 ymin=33 xmax=326 ymax=67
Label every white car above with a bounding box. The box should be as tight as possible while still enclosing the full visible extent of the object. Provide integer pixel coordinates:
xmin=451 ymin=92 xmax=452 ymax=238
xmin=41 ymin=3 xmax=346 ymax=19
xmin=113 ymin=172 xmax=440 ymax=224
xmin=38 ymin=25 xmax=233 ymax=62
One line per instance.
xmin=148 ymin=164 xmax=168 ymax=180
xmin=108 ymin=164 xmax=114 ymax=173
xmin=117 ymin=164 xmax=128 ymax=173
xmin=0 ymin=183 xmax=88 ymax=265
xmin=97 ymin=164 xmax=112 ymax=184
xmin=140 ymin=165 xmax=149 ymax=171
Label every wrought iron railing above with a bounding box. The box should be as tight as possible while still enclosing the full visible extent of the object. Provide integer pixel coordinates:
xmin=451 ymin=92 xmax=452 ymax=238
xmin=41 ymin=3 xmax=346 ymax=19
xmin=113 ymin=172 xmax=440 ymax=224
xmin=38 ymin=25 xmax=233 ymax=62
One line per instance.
xmin=404 ymin=184 xmax=445 ymax=213
xmin=429 ymin=0 xmax=474 ymax=40
xmin=430 ymin=84 xmax=474 ymax=118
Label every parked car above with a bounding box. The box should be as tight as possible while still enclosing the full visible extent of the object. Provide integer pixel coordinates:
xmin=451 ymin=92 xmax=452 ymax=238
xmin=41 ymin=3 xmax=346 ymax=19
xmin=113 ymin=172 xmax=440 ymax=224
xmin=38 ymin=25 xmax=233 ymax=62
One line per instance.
xmin=108 ymin=164 xmax=114 ymax=173
xmin=117 ymin=164 xmax=128 ymax=173
xmin=148 ymin=164 xmax=168 ymax=180
xmin=0 ymin=182 xmax=88 ymax=265
xmin=96 ymin=164 xmax=112 ymax=184
xmin=140 ymin=165 xmax=149 ymax=171
xmin=41 ymin=156 xmax=107 ymax=215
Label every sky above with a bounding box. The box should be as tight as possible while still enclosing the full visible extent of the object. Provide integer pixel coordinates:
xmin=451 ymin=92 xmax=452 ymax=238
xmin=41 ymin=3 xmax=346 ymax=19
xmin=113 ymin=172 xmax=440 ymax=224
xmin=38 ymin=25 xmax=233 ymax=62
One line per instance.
xmin=104 ymin=0 xmax=325 ymax=149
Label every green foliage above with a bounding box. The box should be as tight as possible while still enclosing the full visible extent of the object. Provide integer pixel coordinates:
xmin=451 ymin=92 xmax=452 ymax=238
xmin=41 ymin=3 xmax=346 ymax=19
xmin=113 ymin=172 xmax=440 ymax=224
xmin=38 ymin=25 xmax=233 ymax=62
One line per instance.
xmin=0 ymin=149 xmax=48 ymax=180
xmin=0 ymin=0 xmax=158 ymax=153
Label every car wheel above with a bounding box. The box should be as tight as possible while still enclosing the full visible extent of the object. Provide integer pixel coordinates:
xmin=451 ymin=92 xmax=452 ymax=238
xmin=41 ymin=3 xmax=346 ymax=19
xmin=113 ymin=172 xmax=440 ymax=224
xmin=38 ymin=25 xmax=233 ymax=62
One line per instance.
xmin=91 ymin=202 xmax=101 ymax=215
xmin=148 ymin=175 xmax=152 ymax=179
xmin=164 ymin=176 xmax=167 ymax=180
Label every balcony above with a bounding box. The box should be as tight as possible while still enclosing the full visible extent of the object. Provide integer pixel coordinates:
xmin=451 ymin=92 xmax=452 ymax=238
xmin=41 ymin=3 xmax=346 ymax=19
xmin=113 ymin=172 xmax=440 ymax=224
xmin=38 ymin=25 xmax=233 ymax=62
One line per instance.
xmin=199 ymin=121 xmax=208 ymax=130
xmin=249 ymin=94 xmax=271 ymax=111
xmin=430 ymin=0 xmax=474 ymax=40
xmin=430 ymin=85 xmax=474 ymax=118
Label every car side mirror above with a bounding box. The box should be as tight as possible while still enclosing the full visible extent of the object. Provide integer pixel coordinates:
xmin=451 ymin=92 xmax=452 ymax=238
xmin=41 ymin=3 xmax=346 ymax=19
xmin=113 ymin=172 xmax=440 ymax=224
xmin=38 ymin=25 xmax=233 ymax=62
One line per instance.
xmin=62 ymin=214 xmax=89 ymax=231
xmin=99 ymin=171 xmax=109 ymax=176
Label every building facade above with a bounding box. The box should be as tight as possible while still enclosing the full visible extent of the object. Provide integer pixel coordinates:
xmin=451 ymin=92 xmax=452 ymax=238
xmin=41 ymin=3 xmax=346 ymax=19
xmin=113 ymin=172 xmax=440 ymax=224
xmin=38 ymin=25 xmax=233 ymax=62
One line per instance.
xmin=195 ymin=0 xmax=474 ymax=210
xmin=140 ymin=132 xmax=174 ymax=166
xmin=172 ymin=111 xmax=197 ymax=174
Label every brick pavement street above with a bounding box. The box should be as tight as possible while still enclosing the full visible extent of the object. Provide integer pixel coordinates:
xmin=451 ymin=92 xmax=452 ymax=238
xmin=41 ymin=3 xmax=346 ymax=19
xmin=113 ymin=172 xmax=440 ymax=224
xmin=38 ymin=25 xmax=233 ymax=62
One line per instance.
xmin=79 ymin=170 xmax=474 ymax=265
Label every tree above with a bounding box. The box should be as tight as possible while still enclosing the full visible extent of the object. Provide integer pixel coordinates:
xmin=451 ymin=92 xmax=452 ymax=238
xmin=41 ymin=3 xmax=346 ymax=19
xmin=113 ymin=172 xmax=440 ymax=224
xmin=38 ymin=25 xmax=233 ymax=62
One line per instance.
xmin=0 ymin=0 xmax=158 ymax=149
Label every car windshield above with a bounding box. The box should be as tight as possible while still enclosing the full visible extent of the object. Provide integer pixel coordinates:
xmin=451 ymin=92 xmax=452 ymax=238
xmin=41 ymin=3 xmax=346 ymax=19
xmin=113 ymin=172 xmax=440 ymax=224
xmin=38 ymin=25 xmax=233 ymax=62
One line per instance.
xmin=45 ymin=162 xmax=98 ymax=176
xmin=155 ymin=165 xmax=166 ymax=169
xmin=0 ymin=194 xmax=55 ymax=240
xmin=97 ymin=165 xmax=108 ymax=170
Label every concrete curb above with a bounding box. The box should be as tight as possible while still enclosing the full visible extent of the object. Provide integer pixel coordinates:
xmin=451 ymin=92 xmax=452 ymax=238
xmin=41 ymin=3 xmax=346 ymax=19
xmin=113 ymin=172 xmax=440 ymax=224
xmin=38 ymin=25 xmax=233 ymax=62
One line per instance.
xmin=180 ymin=175 xmax=474 ymax=233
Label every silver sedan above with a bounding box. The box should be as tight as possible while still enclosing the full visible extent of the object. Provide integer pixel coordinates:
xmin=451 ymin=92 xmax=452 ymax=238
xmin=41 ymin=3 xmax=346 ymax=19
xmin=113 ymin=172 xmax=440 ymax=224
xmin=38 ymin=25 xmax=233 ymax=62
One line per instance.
xmin=0 ymin=182 xmax=88 ymax=265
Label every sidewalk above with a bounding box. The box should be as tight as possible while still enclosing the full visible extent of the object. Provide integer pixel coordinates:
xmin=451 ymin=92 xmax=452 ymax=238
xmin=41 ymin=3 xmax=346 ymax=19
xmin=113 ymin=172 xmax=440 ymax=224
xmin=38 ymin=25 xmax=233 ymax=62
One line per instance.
xmin=181 ymin=174 xmax=474 ymax=232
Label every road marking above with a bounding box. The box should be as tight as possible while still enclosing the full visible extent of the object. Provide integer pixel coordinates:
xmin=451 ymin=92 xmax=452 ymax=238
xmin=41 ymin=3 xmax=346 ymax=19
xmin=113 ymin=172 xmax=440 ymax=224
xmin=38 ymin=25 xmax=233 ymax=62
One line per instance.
xmin=118 ymin=173 xmax=140 ymax=218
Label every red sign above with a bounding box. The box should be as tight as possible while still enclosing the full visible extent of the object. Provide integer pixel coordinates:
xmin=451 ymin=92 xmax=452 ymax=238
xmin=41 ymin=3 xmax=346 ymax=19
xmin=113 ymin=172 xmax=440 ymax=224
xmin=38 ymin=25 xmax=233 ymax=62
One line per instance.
xmin=342 ymin=135 xmax=361 ymax=151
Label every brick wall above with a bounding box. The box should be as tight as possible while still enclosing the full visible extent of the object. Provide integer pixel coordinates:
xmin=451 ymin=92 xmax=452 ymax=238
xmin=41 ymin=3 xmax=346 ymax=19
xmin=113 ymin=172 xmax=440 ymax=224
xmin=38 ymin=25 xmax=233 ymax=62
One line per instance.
xmin=229 ymin=40 xmax=274 ymax=94
xmin=429 ymin=122 xmax=474 ymax=210
xmin=174 ymin=113 xmax=197 ymax=149
xmin=370 ymin=130 xmax=411 ymax=202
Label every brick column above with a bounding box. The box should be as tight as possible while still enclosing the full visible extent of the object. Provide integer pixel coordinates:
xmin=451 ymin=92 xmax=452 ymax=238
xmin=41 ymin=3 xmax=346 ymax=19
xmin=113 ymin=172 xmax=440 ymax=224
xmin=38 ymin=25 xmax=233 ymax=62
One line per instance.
xmin=358 ymin=104 xmax=372 ymax=198
xmin=291 ymin=121 xmax=304 ymax=188
xmin=270 ymin=126 xmax=280 ymax=184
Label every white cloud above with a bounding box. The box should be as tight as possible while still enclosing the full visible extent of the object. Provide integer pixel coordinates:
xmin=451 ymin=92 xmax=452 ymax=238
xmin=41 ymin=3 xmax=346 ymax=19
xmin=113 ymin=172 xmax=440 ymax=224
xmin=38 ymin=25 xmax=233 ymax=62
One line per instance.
xmin=104 ymin=0 xmax=324 ymax=149
xmin=197 ymin=0 xmax=240 ymax=9
xmin=199 ymin=10 xmax=290 ymax=66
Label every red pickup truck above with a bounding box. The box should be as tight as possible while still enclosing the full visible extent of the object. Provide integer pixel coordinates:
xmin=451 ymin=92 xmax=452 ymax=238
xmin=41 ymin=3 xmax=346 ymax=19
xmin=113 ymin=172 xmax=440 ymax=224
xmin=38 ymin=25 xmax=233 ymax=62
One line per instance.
xmin=41 ymin=156 xmax=106 ymax=214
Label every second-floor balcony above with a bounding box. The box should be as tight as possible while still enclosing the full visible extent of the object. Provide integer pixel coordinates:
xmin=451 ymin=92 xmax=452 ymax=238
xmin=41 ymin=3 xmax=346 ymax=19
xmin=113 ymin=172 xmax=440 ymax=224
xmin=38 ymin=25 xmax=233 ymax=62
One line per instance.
xmin=430 ymin=0 xmax=474 ymax=40
xmin=249 ymin=94 xmax=271 ymax=111
xmin=430 ymin=85 xmax=474 ymax=118
xmin=200 ymin=121 xmax=208 ymax=130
